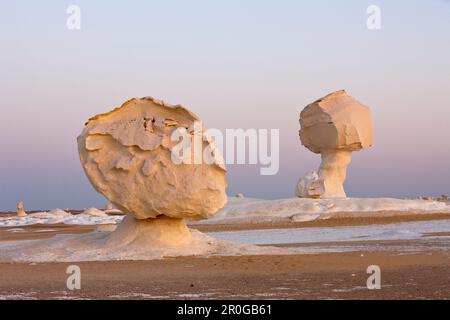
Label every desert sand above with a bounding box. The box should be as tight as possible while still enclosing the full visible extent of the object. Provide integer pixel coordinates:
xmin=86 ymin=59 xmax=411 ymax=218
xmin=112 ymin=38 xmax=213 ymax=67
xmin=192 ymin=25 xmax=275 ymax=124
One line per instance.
xmin=0 ymin=252 xmax=449 ymax=300
xmin=0 ymin=213 xmax=449 ymax=300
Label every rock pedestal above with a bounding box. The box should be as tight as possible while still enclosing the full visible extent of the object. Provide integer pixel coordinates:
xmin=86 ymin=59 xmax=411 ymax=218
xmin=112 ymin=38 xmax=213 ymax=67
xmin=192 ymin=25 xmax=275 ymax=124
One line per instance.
xmin=297 ymin=90 xmax=373 ymax=198
xmin=78 ymin=97 xmax=228 ymax=246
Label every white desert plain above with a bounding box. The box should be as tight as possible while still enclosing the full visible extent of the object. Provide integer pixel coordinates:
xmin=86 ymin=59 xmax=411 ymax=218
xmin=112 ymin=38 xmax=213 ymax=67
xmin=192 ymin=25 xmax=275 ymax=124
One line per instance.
xmin=0 ymin=92 xmax=449 ymax=300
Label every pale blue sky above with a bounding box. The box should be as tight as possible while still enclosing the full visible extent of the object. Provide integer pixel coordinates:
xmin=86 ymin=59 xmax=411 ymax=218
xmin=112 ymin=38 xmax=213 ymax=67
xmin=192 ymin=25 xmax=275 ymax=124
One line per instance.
xmin=0 ymin=0 xmax=449 ymax=210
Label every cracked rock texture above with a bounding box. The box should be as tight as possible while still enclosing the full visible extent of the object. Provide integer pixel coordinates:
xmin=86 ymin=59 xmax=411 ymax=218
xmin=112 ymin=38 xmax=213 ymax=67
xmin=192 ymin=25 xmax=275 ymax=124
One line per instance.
xmin=78 ymin=97 xmax=227 ymax=221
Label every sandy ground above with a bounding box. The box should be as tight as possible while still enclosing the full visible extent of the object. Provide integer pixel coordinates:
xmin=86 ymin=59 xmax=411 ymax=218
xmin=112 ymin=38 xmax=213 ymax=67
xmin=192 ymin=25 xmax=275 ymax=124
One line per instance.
xmin=0 ymin=252 xmax=448 ymax=300
xmin=0 ymin=213 xmax=449 ymax=300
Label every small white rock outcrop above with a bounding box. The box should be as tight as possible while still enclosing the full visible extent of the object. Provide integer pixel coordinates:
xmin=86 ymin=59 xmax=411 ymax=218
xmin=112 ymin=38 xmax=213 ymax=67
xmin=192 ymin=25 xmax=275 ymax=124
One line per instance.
xmin=16 ymin=201 xmax=27 ymax=218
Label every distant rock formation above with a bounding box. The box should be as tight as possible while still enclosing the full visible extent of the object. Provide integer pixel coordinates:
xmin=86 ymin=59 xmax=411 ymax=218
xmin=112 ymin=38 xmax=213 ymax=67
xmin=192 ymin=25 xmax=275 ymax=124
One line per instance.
xmin=16 ymin=201 xmax=27 ymax=218
xmin=82 ymin=207 xmax=107 ymax=217
xmin=297 ymin=90 xmax=373 ymax=198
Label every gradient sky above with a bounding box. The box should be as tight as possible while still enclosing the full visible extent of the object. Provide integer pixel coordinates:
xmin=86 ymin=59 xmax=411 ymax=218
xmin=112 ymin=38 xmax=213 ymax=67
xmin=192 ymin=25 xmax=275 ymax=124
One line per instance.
xmin=1 ymin=0 xmax=449 ymax=210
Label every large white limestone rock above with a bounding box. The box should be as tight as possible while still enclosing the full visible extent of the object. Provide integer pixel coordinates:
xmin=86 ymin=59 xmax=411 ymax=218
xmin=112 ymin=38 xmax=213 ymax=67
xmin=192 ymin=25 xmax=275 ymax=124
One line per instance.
xmin=298 ymin=90 xmax=373 ymax=198
xmin=78 ymin=97 xmax=227 ymax=221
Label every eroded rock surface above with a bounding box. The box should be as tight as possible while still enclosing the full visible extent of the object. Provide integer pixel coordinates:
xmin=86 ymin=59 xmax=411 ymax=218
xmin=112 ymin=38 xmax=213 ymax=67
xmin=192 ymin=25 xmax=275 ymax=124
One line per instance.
xmin=298 ymin=90 xmax=373 ymax=198
xmin=78 ymin=97 xmax=227 ymax=220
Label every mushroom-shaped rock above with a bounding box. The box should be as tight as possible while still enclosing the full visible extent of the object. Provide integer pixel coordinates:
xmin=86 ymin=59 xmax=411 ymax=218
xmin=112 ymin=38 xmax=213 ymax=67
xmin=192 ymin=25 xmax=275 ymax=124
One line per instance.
xmin=16 ymin=201 xmax=27 ymax=218
xmin=78 ymin=97 xmax=227 ymax=247
xmin=298 ymin=90 xmax=373 ymax=198
xmin=78 ymin=97 xmax=227 ymax=221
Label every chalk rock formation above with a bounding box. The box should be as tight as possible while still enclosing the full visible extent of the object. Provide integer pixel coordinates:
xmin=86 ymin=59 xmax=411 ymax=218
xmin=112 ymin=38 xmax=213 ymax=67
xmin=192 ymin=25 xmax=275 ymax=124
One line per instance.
xmin=82 ymin=207 xmax=107 ymax=217
xmin=48 ymin=208 xmax=69 ymax=216
xmin=106 ymin=215 xmax=192 ymax=248
xmin=16 ymin=201 xmax=26 ymax=218
xmin=298 ymin=90 xmax=373 ymax=198
xmin=295 ymin=171 xmax=324 ymax=198
xmin=78 ymin=97 xmax=227 ymax=221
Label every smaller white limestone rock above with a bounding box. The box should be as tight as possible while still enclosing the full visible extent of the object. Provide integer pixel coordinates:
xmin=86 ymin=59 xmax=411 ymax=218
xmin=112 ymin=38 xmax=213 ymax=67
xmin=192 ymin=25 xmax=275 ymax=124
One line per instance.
xmin=16 ymin=201 xmax=27 ymax=218
xmin=82 ymin=207 xmax=108 ymax=217
xmin=295 ymin=171 xmax=324 ymax=199
xmin=48 ymin=208 xmax=70 ymax=216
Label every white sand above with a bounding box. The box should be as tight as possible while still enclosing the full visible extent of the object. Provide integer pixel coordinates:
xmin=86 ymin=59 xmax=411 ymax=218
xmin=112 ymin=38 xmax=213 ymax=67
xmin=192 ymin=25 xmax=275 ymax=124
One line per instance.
xmin=0 ymin=209 xmax=123 ymax=227
xmin=1 ymin=198 xmax=449 ymax=228
xmin=0 ymin=216 xmax=284 ymax=262
xmin=200 ymin=197 xmax=450 ymax=224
